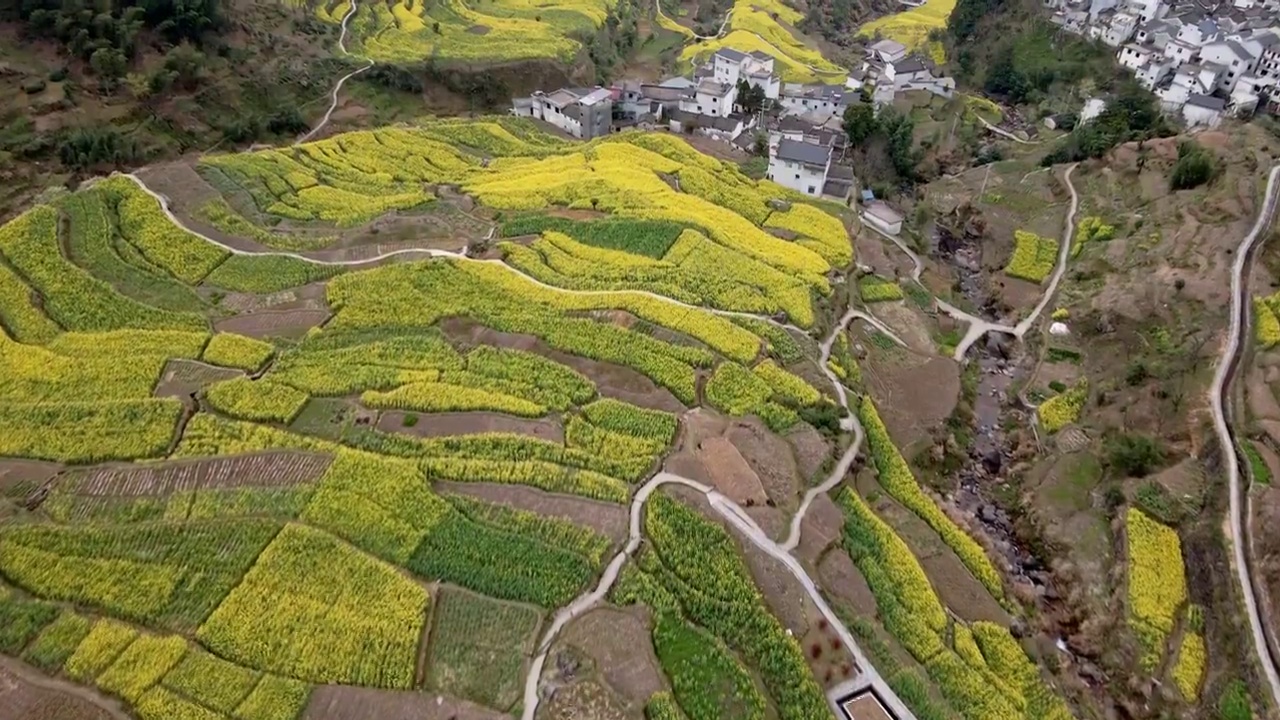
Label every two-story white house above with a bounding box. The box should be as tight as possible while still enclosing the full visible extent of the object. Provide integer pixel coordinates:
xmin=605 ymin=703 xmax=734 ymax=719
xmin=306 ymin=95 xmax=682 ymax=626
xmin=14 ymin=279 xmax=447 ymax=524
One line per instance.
xmin=710 ymin=48 xmax=781 ymax=100
xmin=1158 ymin=63 xmax=1220 ymax=110
xmin=1200 ymin=39 xmax=1258 ymax=91
xmin=1118 ymin=42 xmax=1155 ymax=69
xmin=1126 ymin=0 xmax=1168 ymax=23
xmin=679 ymin=79 xmax=736 ymax=116
xmin=512 ymin=86 xmax=613 ymax=139
xmin=766 ymin=139 xmax=832 ymax=196
xmin=1101 ymin=11 xmax=1141 ymax=45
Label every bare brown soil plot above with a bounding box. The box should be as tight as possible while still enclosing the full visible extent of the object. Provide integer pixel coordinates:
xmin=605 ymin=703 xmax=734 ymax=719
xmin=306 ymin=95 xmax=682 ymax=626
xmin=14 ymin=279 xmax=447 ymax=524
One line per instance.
xmin=863 ymin=350 xmax=960 ymax=452
xmin=870 ymin=302 xmax=935 ymax=357
xmin=0 ymin=460 xmax=63 ymax=495
xmin=436 ymin=481 xmax=628 ymax=544
xmin=728 ymin=418 xmax=803 ymax=510
xmin=787 ymin=424 xmax=833 ymax=484
xmin=303 ymin=686 xmax=508 ymax=720
xmin=380 ymin=411 xmax=564 ymax=443
xmin=218 ymin=283 xmax=328 ymax=314
xmin=1252 ymin=482 xmax=1280 ymax=646
xmin=818 ymin=548 xmax=876 ymax=613
xmin=61 ymin=452 xmax=332 ymax=497
xmin=0 ymin=660 xmax=124 ymax=720
xmin=214 ymin=309 xmax=330 ymax=339
xmin=795 ymin=493 xmax=846 ymax=565
xmin=696 ymin=436 xmax=767 ymax=506
xmin=559 ymin=606 xmax=664 ymax=705
xmin=439 ymin=318 xmax=686 ymax=412
xmin=153 ymin=359 xmax=242 ymax=399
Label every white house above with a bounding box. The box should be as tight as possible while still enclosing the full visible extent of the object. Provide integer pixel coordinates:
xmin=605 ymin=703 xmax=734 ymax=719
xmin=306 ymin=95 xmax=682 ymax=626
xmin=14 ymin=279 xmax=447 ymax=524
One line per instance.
xmin=512 ymin=87 xmax=613 ymax=139
xmin=1118 ymin=43 xmax=1155 ymax=70
xmin=1231 ymin=73 xmax=1270 ymax=113
xmin=1135 ymin=19 xmax=1177 ymax=49
xmin=869 ymin=39 xmax=908 ymax=64
xmin=667 ymin=110 xmax=748 ymax=141
xmin=679 ymin=79 xmax=735 ymax=116
xmin=1182 ymin=92 xmax=1226 ymax=126
xmin=710 ymin=48 xmax=781 ymax=99
xmin=1163 ymin=38 xmax=1201 ymax=65
xmin=1251 ymin=32 xmax=1280 ymax=79
xmin=1126 ymin=0 xmax=1168 ymax=23
xmin=1102 ymin=11 xmax=1140 ymax=45
xmin=1159 ymin=63 xmax=1220 ymax=110
xmin=886 ymin=56 xmax=956 ymax=97
xmin=1200 ymin=39 xmax=1258 ymax=91
xmin=1089 ymin=0 xmax=1119 ymax=21
xmin=778 ymin=84 xmax=849 ymax=116
xmin=767 ymin=139 xmax=832 ymax=196
xmin=1135 ymin=59 xmax=1176 ymax=88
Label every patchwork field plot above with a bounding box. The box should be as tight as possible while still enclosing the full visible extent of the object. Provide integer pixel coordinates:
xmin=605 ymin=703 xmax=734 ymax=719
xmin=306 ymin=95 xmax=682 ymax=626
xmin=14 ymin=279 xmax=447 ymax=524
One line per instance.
xmin=424 ymin=587 xmax=542 ymax=711
xmin=333 ymin=0 xmax=609 ymax=64
xmin=858 ymin=0 xmax=955 ymax=64
xmin=0 ymin=116 xmax=1076 ymax=720
xmin=678 ymin=0 xmax=847 ymax=82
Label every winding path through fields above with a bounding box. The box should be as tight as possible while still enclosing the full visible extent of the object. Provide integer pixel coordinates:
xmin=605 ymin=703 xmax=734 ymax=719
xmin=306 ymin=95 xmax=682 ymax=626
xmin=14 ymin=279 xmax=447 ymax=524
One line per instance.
xmin=297 ymin=0 xmax=373 ymax=144
xmin=1211 ymin=164 xmax=1280 ymax=706
xmin=519 ymin=302 xmax=908 ymax=720
xmin=120 ymin=168 xmax=910 ymax=715
xmin=930 ymin=164 xmax=1078 ymax=361
xmin=121 ymin=173 xmax=909 ymax=350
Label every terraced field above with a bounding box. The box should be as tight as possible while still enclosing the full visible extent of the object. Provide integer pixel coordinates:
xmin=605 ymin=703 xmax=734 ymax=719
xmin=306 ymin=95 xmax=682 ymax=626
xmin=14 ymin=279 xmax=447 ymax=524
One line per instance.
xmin=0 ymin=117 xmax=1082 ymax=720
xmin=294 ymin=0 xmax=612 ymax=64
xmin=675 ymin=0 xmax=848 ymax=83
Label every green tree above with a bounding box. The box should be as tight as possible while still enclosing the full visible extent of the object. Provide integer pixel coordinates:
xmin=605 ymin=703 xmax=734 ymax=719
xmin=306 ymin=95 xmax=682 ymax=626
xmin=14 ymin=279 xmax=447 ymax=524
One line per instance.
xmin=1170 ymin=140 xmax=1215 ymax=190
xmin=89 ymin=47 xmax=127 ymax=88
xmin=842 ymin=103 xmax=877 ymax=148
xmin=1106 ymin=433 xmax=1163 ymax=477
xmin=734 ymin=79 xmax=766 ymax=116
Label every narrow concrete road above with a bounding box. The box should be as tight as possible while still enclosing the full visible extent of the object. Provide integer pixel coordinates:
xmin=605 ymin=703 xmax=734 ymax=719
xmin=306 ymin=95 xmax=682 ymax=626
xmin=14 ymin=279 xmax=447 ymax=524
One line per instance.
xmin=860 ymin=220 xmax=923 ymax=282
xmin=519 ymin=303 xmax=914 ymax=720
xmin=976 ymin=115 xmax=1040 ymax=145
xmin=932 ymin=164 xmax=1079 ymax=361
xmin=124 ymin=169 xmax=917 ymax=720
xmin=782 ymin=308 xmax=867 ymax=551
xmin=297 ymin=0 xmax=373 ymax=144
xmin=1211 ymin=164 xmax=1280 ymax=706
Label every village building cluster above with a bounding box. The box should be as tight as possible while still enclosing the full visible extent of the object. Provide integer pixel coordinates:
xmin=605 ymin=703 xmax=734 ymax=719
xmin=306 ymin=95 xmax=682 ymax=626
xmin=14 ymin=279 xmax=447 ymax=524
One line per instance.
xmin=1051 ymin=0 xmax=1280 ymax=126
xmin=510 ymin=40 xmax=953 ymax=206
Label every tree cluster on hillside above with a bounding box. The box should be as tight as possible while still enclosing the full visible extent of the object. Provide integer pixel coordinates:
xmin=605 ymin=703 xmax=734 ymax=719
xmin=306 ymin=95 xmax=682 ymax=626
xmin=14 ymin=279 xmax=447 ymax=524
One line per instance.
xmin=1040 ymin=80 xmax=1171 ymax=165
xmin=584 ymin=0 xmax=640 ymax=84
xmin=799 ymin=0 xmax=896 ymax=49
xmin=842 ymin=100 xmax=920 ymax=187
xmin=2 ymin=0 xmax=224 ymax=78
xmin=948 ymin=0 xmax=1119 ymax=107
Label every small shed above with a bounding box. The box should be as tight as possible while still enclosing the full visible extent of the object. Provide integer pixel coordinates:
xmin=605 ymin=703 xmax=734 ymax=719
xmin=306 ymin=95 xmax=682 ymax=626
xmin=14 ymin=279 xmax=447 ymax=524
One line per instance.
xmin=863 ymin=201 xmax=903 ymax=236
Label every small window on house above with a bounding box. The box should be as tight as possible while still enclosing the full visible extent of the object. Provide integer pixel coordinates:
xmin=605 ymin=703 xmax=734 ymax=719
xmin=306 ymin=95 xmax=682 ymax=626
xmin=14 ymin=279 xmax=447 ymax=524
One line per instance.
xmin=794 ymin=173 xmax=800 ymax=179
xmin=807 ymin=186 xmax=816 ymax=194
